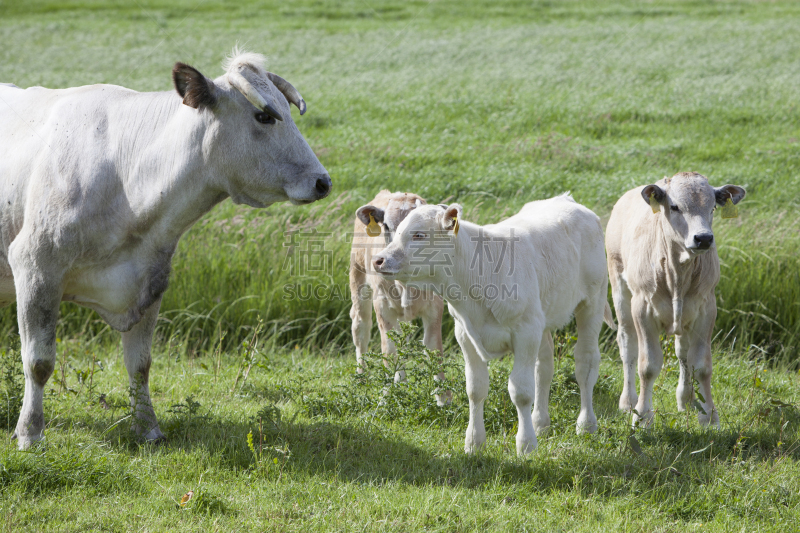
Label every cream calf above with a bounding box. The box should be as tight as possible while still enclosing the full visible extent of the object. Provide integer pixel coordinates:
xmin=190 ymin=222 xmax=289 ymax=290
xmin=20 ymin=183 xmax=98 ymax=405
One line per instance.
xmin=350 ymin=191 xmax=450 ymax=404
xmin=606 ymin=172 xmax=746 ymax=428
xmin=371 ymin=195 xmax=615 ymax=455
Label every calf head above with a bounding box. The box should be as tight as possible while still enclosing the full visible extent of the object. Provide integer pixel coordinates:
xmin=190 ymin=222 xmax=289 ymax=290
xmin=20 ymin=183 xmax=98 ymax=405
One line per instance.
xmin=642 ymin=172 xmax=745 ymax=255
xmin=372 ymin=204 xmax=462 ymax=285
xmin=356 ymin=194 xmax=425 ymax=246
xmin=172 ymin=49 xmax=331 ymax=207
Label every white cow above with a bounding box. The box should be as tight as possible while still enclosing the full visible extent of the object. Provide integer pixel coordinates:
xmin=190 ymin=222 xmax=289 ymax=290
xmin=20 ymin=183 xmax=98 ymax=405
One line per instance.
xmin=0 ymin=50 xmax=331 ymax=449
xmin=350 ymin=190 xmax=450 ymax=405
xmin=606 ymin=172 xmax=745 ymax=428
xmin=371 ymin=195 xmax=615 ymax=455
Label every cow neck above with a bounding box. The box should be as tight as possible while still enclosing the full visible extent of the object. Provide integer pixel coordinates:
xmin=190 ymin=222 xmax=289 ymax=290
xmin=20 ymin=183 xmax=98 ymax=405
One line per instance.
xmin=444 ymin=219 xmax=502 ymax=315
xmin=117 ymin=92 xmax=227 ymax=245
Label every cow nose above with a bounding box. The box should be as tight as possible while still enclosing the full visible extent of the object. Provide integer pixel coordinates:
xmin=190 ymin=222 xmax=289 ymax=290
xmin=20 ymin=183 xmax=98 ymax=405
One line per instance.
xmin=694 ymin=233 xmax=714 ymax=248
xmin=373 ymin=256 xmax=384 ymax=270
xmin=315 ymin=175 xmax=332 ymax=199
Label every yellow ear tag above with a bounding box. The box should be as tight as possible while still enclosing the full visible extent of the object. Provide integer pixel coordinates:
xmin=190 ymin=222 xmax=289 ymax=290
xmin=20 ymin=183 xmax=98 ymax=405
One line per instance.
xmin=649 ymin=192 xmax=660 ymax=214
xmin=366 ymin=213 xmax=381 ymax=237
xmin=720 ymin=197 xmax=739 ymax=219
xmin=452 ymin=216 xmax=459 ymax=237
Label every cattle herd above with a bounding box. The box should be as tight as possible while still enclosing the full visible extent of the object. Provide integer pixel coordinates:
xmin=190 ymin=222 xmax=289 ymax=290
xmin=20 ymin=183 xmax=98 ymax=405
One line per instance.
xmin=0 ymin=51 xmax=745 ymax=454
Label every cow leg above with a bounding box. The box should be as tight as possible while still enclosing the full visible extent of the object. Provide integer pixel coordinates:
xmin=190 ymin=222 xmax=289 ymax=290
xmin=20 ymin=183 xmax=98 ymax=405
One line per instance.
xmin=686 ymin=301 xmax=719 ymax=427
xmin=532 ymin=330 xmax=554 ymax=435
xmin=509 ymin=327 xmax=541 ymax=455
xmin=11 ymin=261 xmax=62 ymax=450
xmin=349 ymin=271 xmax=373 ymax=374
xmin=375 ymin=297 xmax=404 ymax=383
xmin=632 ymin=297 xmax=662 ymax=428
xmin=574 ymin=298 xmax=602 ymax=434
xmin=121 ymin=297 xmax=165 ymax=443
xmin=612 ymin=278 xmax=638 ymax=411
xmin=675 ymin=333 xmax=694 ymax=411
xmin=421 ymin=296 xmax=451 ymax=406
xmin=456 ymin=321 xmax=488 ymax=454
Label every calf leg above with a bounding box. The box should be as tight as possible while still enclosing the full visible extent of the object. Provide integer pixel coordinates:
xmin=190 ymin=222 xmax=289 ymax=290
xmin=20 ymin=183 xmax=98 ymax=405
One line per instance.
xmin=675 ymin=334 xmax=694 ymax=411
xmin=456 ymin=322 xmax=488 ymax=454
xmin=349 ymin=271 xmax=373 ymax=374
xmin=685 ymin=302 xmax=719 ymax=427
xmin=375 ymin=298 xmax=404 ymax=383
xmin=532 ymin=330 xmax=554 ymax=434
xmin=574 ymin=298 xmax=603 ymax=434
xmin=122 ymin=297 xmax=165 ymax=442
xmin=11 ymin=265 xmax=61 ymax=450
xmin=509 ymin=328 xmax=542 ymax=455
xmin=612 ymin=279 xmax=638 ymax=411
xmin=632 ymin=297 xmax=662 ymax=428
xmin=421 ymin=296 xmax=451 ymax=406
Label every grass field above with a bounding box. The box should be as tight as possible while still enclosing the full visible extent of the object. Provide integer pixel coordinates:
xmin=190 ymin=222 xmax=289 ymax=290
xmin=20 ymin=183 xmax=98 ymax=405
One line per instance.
xmin=1 ymin=0 xmax=800 ymax=530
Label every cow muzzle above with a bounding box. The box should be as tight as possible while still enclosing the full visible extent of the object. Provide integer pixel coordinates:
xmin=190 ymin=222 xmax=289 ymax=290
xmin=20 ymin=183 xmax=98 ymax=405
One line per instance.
xmin=692 ymin=233 xmax=714 ymax=251
xmin=372 ymin=255 xmax=398 ymax=277
xmin=290 ymin=173 xmax=332 ymax=205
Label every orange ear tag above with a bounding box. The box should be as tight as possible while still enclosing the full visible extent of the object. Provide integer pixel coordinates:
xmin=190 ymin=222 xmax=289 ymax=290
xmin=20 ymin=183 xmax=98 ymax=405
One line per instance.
xmin=452 ymin=216 xmax=459 ymax=237
xmin=720 ymin=197 xmax=739 ymax=219
xmin=366 ymin=213 xmax=381 ymax=237
xmin=649 ymin=192 xmax=660 ymax=214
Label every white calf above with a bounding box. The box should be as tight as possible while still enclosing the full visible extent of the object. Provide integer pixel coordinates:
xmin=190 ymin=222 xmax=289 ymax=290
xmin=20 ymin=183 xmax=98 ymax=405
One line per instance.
xmin=606 ymin=172 xmax=746 ymax=428
xmin=371 ymin=194 xmax=615 ymax=455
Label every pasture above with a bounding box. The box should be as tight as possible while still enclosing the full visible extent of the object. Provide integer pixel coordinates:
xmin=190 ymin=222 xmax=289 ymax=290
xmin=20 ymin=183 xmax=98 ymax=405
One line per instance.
xmin=1 ymin=0 xmax=799 ymax=530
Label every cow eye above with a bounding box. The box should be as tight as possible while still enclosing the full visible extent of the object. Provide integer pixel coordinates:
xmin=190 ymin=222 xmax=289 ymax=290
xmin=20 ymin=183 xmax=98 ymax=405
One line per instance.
xmin=254 ymin=112 xmax=276 ymax=125
xmin=412 ymin=232 xmax=427 ymax=241
xmin=670 ymin=205 xmax=680 ymax=213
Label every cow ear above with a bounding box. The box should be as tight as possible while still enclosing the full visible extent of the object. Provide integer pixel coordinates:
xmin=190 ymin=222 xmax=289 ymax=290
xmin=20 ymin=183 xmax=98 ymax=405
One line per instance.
xmin=356 ymin=205 xmax=384 ymax=226
xmin=641 ymin=184 xmax=665 ymax=206
xmin=441 ymin=204 xmax=463 ymax=231
xmin=714 ymin=184 xmax=746 ymax=206
xmin=173 ymin=62 xmax=217 ymax=109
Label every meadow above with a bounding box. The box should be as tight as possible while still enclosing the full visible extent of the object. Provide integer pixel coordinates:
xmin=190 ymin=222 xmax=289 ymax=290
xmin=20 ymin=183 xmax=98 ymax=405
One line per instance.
xmin=1 ymin=0 xmax=800 ymax=530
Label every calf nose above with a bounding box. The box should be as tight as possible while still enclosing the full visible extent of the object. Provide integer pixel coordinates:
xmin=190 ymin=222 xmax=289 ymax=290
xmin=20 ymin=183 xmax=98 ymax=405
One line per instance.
xmin=315 ymin=175 xmax=332 ymax=199
xmin=372 ymin=256 xmax=384 ymax=270
xmin=694 ymin=233 xmax=714 ymax=248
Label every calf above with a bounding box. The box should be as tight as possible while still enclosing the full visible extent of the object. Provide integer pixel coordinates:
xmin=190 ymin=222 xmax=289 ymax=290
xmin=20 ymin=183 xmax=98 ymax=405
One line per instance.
xmin=371 ymin=195 xmax=615 ymax=455
xmin=606 ymin=172 xmax=746 ymax=427
xmin=350 ymin=191 xmax=449 ymax=405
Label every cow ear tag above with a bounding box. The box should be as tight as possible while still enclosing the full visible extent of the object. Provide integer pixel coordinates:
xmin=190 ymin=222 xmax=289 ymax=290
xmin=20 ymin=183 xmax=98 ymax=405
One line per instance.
xmin=366 ymin=214 xmax=381 ymax=237
xmin=720 ymin=197 xmax=739 ymax=219
xmin=649 ymin=193 xmax=660 ymax=214
xmin=452 ymin=216 xmax=460 ymax=237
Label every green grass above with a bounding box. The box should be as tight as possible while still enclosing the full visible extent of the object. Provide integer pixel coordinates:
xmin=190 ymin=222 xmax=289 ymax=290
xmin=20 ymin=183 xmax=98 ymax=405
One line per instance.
xmin=1 ymin=0 xmax=800 ymax=530
xmin=1 ymin=327 xmax=799 ymax=531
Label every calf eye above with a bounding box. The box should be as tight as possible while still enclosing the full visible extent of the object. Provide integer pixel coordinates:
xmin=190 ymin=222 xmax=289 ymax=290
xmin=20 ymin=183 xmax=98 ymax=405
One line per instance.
xmin=412 ymin=232 xmax=427 ymax=241
xmin=670 ymin=205 xmax=680 ymax=213
xmin=254 ymin=112 xmax=276 ymax=125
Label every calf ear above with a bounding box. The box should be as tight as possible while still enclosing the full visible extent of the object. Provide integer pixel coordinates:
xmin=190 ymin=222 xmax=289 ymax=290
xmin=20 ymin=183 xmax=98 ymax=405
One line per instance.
xmin=714 ymin=185 xmax=746 ymax=205
xmin=641 ymin=184 xmax=665 ymax=206
xmin=356 ymin=205 xmax=384 ymax=226
xmin=441 ymin=204 xmax=463 ymax=231
xmin=173 ymin=63 xmax=217 ymax=109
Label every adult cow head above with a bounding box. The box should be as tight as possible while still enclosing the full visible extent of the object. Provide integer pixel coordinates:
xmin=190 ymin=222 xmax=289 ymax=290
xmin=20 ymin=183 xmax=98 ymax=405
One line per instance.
xmin=172 ymin=49 xmax=331 ymax=207
xmin=641 ymin=172 xmax=745 ymax=255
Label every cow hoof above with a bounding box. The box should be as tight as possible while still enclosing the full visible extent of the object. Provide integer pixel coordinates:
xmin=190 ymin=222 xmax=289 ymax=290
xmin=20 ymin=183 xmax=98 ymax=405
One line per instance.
xmin=143 ymin=428 xmax=167 ymax=444
xmin=14 ymin=433 xmax=45 ymax=451
xmin=619 ymin=394 xmax=638 ymax=412
xmin=698 ymin=409 xmax=720 ymax=429
xmin=576 ymin=413 xmax=597 ymax=434
xmin=435 ymin=390 xmax=453 ymax=407
xmin=516 ymin=439 xmax=537 ymax=456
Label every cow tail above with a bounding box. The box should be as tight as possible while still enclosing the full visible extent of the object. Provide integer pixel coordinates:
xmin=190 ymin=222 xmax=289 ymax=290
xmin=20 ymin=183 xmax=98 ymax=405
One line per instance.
xmin=603 ymin=302 xmax=617 ymax=331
